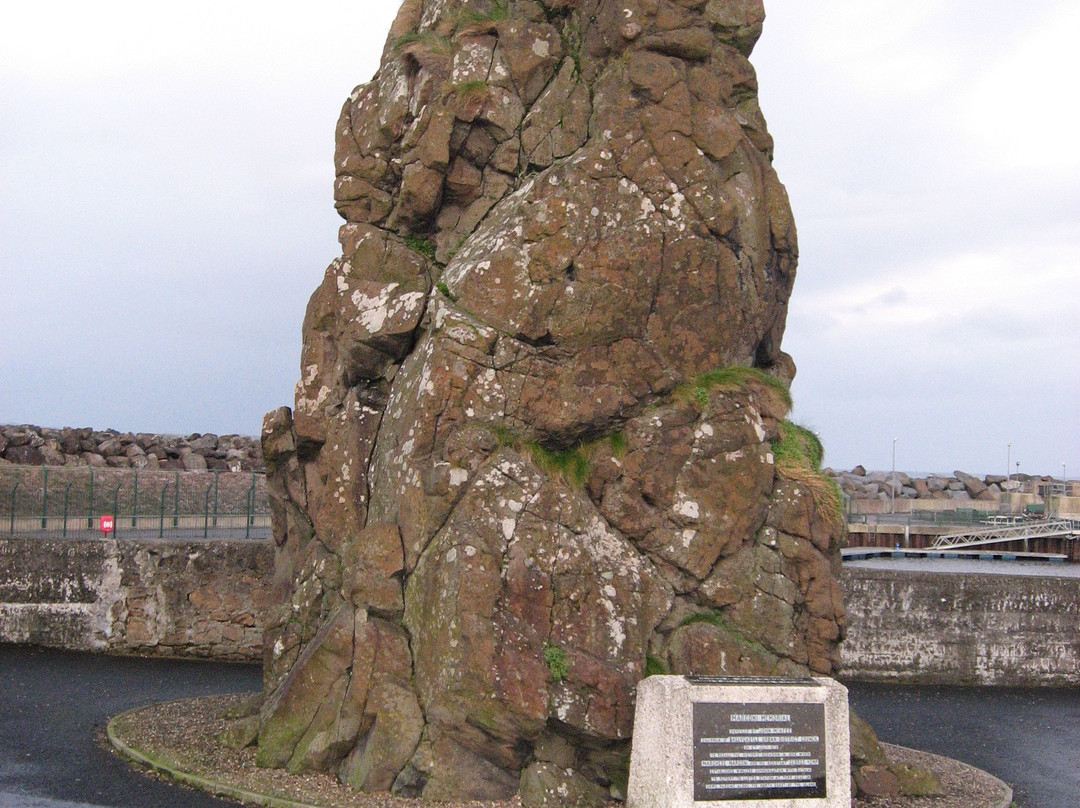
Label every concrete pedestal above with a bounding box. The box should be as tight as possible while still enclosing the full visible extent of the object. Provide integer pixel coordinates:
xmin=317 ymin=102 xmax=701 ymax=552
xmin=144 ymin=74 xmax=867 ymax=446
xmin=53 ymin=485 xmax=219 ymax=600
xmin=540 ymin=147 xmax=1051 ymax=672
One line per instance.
xmin=627 ymin=676 xmax=850 ymax=808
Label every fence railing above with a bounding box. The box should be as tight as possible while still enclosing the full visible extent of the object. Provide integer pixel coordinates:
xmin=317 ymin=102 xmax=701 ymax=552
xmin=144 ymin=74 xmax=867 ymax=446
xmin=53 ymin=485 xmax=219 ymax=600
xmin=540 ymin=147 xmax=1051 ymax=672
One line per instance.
xmin=847 ymin=510 xmax=993 ymax=527
xmin=847 ymin=508 xmax=1054 ymax=529
xmin=0 ymin=467 xmax=270 ymax=540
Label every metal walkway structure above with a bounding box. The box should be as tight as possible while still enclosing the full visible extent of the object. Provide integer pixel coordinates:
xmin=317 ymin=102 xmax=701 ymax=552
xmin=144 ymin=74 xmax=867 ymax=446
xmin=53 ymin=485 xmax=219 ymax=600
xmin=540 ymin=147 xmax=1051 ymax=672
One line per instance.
xmin=930 ymin=518 xmax=1080 ymax=551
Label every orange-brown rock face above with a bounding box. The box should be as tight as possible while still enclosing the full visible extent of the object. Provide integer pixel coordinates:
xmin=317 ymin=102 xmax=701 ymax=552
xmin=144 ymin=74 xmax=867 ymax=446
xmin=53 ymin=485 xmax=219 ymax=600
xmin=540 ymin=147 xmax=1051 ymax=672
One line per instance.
xmin=257 ymin=0 xmax=845 ymax=803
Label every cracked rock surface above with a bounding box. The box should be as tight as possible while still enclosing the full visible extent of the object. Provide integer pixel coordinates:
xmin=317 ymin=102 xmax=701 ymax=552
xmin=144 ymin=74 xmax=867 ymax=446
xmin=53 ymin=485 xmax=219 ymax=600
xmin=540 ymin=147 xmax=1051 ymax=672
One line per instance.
xmin=255 ymin=0 xmax=845 ymax=804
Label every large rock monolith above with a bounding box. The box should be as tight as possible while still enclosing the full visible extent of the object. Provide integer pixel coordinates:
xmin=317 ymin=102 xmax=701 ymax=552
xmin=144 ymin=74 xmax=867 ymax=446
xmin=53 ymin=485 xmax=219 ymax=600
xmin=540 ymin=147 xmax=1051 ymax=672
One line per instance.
xmin=255 ymin=1 xmax=846 ymax=804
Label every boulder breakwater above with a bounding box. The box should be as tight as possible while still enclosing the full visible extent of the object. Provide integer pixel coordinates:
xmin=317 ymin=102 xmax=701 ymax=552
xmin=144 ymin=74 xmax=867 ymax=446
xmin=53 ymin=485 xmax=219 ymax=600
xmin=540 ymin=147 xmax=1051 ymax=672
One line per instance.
xmin=0 ymin=424 xmax=262 ymax=472
xmin=829 ymin=465 xmax=1076 ymax=515
xmin=4 ymin=424 xmax=1072 ymax=509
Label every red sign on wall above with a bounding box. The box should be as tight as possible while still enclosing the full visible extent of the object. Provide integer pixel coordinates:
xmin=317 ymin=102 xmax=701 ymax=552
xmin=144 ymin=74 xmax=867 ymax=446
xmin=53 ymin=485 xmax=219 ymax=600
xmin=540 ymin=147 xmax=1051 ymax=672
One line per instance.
xmin=100 ymin=515 xmax=115 ymax=535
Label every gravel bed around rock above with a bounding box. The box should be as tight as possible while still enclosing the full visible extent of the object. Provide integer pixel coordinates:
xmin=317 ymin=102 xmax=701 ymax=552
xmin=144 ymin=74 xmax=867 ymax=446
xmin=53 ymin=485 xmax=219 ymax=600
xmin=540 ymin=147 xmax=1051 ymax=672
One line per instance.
xmin=108 ymin=695 xmax=1010 ymax=808
xmin=108 ymin=694 xmax=533 ymax=808
xmin=855 ymin=744 xmax=1011 ymax=808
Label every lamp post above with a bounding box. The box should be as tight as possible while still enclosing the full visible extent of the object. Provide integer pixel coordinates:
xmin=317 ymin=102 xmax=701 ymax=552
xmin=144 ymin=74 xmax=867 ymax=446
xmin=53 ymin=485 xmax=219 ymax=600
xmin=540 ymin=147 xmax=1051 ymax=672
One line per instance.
xmin=891 ymin=437 xmax=897 ymax=515
xmin=1007 ymin=442 xmax=1012 ymax=487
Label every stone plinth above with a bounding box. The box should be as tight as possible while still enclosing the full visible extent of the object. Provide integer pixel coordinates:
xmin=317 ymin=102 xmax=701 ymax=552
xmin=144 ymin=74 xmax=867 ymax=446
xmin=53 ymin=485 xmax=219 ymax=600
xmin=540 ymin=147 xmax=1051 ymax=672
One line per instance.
xmin=628 ymin=676 xmax=850 ymax=808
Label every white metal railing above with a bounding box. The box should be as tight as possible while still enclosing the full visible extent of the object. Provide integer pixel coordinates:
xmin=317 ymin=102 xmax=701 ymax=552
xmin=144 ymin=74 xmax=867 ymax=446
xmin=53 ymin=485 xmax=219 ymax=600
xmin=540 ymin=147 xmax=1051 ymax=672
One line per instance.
xmin=931 ymin=518 xmax=1080 ymax=550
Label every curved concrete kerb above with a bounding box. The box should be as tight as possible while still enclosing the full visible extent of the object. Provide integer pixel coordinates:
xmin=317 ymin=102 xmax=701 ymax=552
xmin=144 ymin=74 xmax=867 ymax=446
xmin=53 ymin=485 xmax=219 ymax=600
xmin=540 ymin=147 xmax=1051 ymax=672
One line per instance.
xmin=107 ymin=705 xmax=322 ymax=808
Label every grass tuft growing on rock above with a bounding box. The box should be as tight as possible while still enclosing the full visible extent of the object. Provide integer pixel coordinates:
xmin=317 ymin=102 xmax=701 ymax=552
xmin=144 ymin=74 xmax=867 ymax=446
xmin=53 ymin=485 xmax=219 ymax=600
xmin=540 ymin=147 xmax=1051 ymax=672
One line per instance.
xmin=392 ymin=31 xmax=451 ymax=54
xmin=456 ymin=1 xmax=509 ymax=35
xmin=608 ymin=429 xmax=627 ymax=458
xmin=404 ymin=235 xmax=437 ymax=261
xmin=679 ymin=609 xmax=727 ymax=629
xmin=772 ymin=420 xmax=824 ymax=471
xmin=645 ymin=654 xmax=668 ymax=677
xmin=491 ymin=424 xmax=518 ymax=448
xmin=543 ymin=642 xmax=570 ymax=682
xmin=490 ymin=425 xmax=627 ymax=489
xmin=391 ymin=32 xmax=452 ymax=71
xmin=450 ymin=80 xmax=491 ymax=105
xmin=525 ymin=442 xmax=592 ymax=488
xmin=772 ymin=420 xmax=844 ymax=530
xmin=435 ymin=281 xmax=457 ymax=302
xmin=676 ymin=365 xmax=792 ymax=414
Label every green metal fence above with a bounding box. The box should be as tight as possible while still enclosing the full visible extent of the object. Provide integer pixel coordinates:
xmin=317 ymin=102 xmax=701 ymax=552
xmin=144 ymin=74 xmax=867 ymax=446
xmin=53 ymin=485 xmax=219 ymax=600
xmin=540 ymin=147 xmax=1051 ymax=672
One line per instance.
xmin=0 ymin=467 xmax=270 ymax=539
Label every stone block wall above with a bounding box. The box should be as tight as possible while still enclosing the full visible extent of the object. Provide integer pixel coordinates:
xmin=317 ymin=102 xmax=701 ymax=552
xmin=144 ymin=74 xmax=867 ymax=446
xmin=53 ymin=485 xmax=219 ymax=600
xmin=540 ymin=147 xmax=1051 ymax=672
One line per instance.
xmin=840 ymin=566 xmax=1080 ymax=686
xmin=0 ymin=536 xmax=272 ymax=661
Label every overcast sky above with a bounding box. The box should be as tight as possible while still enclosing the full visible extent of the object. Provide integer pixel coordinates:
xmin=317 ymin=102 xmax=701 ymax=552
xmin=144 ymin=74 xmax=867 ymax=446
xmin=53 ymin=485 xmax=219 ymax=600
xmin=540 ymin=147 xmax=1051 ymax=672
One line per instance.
xmin=2 ymin=1 xmax=1077 ymax=477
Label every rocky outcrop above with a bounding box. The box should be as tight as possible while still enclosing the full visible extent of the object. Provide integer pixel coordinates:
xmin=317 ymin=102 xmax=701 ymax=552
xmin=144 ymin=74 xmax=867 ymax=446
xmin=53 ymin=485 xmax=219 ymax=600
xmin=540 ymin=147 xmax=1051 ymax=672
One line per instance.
xmin=0 ymin=425 xmax=262 ymax=472
xmin=255 ymin=1 xmax=845 ymax=805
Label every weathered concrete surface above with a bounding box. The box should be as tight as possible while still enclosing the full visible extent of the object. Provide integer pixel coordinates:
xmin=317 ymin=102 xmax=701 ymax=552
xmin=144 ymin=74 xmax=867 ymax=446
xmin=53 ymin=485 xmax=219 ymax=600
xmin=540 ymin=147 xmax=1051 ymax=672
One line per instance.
xmin=840 ymin=566 xmax=1080 ymax=686
xmin=0 ymin=537 xmax=272 ymax=661
xmin=627 ymin=676 xmax=850 ymax=808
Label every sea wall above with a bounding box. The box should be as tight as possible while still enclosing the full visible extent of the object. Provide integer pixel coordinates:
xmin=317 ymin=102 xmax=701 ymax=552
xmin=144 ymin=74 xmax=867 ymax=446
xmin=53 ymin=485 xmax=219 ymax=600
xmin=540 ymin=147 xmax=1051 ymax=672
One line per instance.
xmin=4 ymin=534 xmax=1078 ymax=685
xmin=840 ymin=566 xmax=1080 ymax=686
xmin=0 ymin=536 xmax=272 ymax=661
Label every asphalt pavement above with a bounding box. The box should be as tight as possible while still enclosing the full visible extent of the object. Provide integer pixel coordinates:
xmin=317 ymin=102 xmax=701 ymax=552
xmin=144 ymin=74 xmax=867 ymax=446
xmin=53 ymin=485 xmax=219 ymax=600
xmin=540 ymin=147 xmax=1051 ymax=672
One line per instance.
xmin=2 ymin=644 xmax=1077 ymax=808
xmin=0 ymin=644 xmax=260 ymax=808
xmin=848 ymin=680 xmax=1080 ymax=808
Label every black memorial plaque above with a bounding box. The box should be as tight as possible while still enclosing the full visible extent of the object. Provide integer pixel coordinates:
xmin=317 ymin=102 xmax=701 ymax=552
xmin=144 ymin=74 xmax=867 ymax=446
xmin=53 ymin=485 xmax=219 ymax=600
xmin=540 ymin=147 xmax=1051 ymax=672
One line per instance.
xmin=693 ymin=701 xmax=826 ymax=801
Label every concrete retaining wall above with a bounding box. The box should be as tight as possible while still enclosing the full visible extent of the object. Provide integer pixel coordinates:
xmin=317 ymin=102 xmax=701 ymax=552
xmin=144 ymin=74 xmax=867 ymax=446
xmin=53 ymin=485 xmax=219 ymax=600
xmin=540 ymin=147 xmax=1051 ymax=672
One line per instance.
xmin=0 ymin=537 xmax=272 ymax=661
xmin=4 ymin=536 xmax=1079 ymax=684
xmin=840 ymin=567 xmax=1080 ymax=686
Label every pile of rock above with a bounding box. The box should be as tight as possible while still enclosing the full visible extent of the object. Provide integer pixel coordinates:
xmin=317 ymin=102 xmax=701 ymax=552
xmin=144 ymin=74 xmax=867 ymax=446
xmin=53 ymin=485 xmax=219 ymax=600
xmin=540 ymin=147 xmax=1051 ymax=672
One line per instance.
xmin=830 ymin=466 xmax=1048 ymax=502
xmin=0 ymin=424 xmax=263 ymax=472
